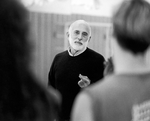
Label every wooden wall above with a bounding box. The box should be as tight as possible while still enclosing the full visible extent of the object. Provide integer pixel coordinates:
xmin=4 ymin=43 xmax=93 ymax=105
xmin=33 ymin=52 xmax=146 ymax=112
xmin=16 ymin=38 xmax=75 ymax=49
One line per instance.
xmin=29 ymin=12 xmax=112 ymax=86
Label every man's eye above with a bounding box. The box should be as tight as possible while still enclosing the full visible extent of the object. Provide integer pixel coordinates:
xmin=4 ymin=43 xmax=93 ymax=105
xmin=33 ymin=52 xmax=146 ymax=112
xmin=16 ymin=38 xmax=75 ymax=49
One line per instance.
xmin=82 ymin=32 xmax=88 ymax=36
xmin=74 ymin=31 xmax=79 ymax=35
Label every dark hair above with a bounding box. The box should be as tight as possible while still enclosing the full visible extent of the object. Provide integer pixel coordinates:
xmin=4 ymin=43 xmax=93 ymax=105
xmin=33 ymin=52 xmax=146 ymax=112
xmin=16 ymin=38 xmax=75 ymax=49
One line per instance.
xmin=0 ymin=0 xmax=60 ymax=120
xmin=113 ymin=0 xmax=150 ymax=54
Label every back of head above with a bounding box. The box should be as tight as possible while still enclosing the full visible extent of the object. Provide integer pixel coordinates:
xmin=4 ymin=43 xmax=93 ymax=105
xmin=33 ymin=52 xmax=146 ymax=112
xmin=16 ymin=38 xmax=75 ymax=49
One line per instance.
xmin=0 ymin=0 xmax=30 ymax=71
xmin=113 ymin=0 xmax=150 ymax=54
xmin=0 ymin=0 xmax=60 ymax=121
xmin=0 ymin=0 xmax=30 ymax=93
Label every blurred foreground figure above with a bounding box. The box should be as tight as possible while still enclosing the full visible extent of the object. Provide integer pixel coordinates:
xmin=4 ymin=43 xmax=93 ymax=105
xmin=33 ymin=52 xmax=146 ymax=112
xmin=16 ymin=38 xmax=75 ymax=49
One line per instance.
xmin=103 ymin=56 xmax=114 ymax=76
xmin=0 ymin=0 xmax=60 ymax=120
xmin=71 ymin=0 xmax=150 ymax=121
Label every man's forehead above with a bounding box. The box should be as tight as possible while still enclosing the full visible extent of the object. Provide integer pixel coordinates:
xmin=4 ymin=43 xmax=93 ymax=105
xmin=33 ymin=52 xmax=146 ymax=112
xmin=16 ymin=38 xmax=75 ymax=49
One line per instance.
xmin=71 ymin=22 xmax=90 ymax=32
xmin=72 ymin=21 xmax=88 ymax=27
xmin=69 ymin=20 xmax=91 ymax=36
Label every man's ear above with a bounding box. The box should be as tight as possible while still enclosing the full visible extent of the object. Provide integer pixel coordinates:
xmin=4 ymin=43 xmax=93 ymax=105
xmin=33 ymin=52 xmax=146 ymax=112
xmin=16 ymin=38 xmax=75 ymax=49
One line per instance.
xmin=88 ymin=36 xmax=91 ymax=42
xmin=66 ymin=31 xmax=69 ymax=38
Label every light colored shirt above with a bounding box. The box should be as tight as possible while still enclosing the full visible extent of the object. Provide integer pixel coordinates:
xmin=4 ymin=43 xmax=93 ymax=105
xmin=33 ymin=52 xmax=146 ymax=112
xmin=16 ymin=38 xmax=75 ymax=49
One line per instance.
xmin=68 ymin=47 xmax=87 ymax=56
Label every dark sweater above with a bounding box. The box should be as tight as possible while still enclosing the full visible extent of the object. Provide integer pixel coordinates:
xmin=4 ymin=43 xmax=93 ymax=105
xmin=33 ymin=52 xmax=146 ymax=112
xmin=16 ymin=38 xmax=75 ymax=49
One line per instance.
xmin=48 ymin=48 xmax=105 ymax=120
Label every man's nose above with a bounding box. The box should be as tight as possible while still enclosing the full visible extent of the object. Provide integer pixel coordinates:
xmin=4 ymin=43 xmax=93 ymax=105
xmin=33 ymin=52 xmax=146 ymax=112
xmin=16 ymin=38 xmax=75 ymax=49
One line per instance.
xmin=78 ymin=33 xmax=82 ymax=40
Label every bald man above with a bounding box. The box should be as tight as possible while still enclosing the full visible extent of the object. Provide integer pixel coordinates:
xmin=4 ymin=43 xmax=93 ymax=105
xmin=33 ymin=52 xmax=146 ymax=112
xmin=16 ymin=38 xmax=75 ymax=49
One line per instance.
xmin=48 ymin=20 xmax=105 ymax=121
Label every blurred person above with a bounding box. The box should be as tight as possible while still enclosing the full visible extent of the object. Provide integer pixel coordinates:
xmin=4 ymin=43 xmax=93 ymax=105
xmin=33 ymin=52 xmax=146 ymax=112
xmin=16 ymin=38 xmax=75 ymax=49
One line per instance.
xmin=48 ymin=20 xmax=105 ymax=121
xmin=103 ymin=56 xmax=114 ymax=76
xmin=0 ymin=0 xmax=61 ymax=121
xmin=71 ymin=0 xmax=150 ymax=121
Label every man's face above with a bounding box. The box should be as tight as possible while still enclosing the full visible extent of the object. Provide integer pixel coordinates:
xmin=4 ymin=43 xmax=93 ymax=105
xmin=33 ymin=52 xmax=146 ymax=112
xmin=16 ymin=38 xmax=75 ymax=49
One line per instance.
xmin=68 ymin=22 xmax=91 ymax=51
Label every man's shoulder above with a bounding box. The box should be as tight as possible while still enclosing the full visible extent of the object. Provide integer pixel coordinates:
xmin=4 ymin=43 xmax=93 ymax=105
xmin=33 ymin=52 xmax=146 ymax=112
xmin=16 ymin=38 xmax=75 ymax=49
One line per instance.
xmin=86 ymin=48 xmax=105 ymax=60
xmin=55 ymin=50 xmax=68 ymax=58
xmin=52 ymin=50 xmax=68 ymax=63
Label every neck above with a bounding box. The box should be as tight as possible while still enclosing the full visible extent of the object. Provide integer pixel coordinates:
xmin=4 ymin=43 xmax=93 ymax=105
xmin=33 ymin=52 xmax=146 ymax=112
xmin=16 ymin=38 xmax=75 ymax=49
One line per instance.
xmin=113 ymin=42 xmax=150 ymax=74
xmin=70 ymin=48 xmax=79 ymax=55
xmin=114 ymin=54 xmax=150 ymax=74
xmin=69 ymin=46 xmax=87 ymax=56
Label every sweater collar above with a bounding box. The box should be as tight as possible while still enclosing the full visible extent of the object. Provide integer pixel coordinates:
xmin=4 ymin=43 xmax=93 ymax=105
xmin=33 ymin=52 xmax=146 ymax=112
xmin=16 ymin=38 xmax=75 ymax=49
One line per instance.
xmin=68 ymin=47 xmax=87 ymax=56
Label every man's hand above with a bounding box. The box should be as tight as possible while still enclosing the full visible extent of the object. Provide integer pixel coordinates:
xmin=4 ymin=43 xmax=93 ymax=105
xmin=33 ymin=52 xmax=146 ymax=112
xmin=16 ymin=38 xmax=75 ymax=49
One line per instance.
xmin=78 ymin=74 xmax=91 ymax=88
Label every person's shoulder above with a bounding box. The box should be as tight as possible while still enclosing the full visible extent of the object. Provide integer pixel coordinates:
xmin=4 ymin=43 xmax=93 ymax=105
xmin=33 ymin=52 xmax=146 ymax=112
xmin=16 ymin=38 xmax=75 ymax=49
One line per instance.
xmin=55 ymin=50 xmax=67 ymax=56
xmin=86 ymin=48 xmax=98 ymax=54
xmin=87 ymin=48 xmax=103 ymax=56
xmin=54 ymin=50 xmax=68 ymax=59
xmin=86 ymin=48 xmax=105 ymax=60
xmin=85 ymin=75 xmax=117 ymax=94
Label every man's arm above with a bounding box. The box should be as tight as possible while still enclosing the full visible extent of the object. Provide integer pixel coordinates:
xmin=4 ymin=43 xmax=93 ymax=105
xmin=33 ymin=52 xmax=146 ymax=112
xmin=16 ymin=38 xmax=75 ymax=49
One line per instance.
xmin=48 ymin=59 xmax=56 ymax=88
xmin=91 ymin=55 xmax=105 ymax=84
